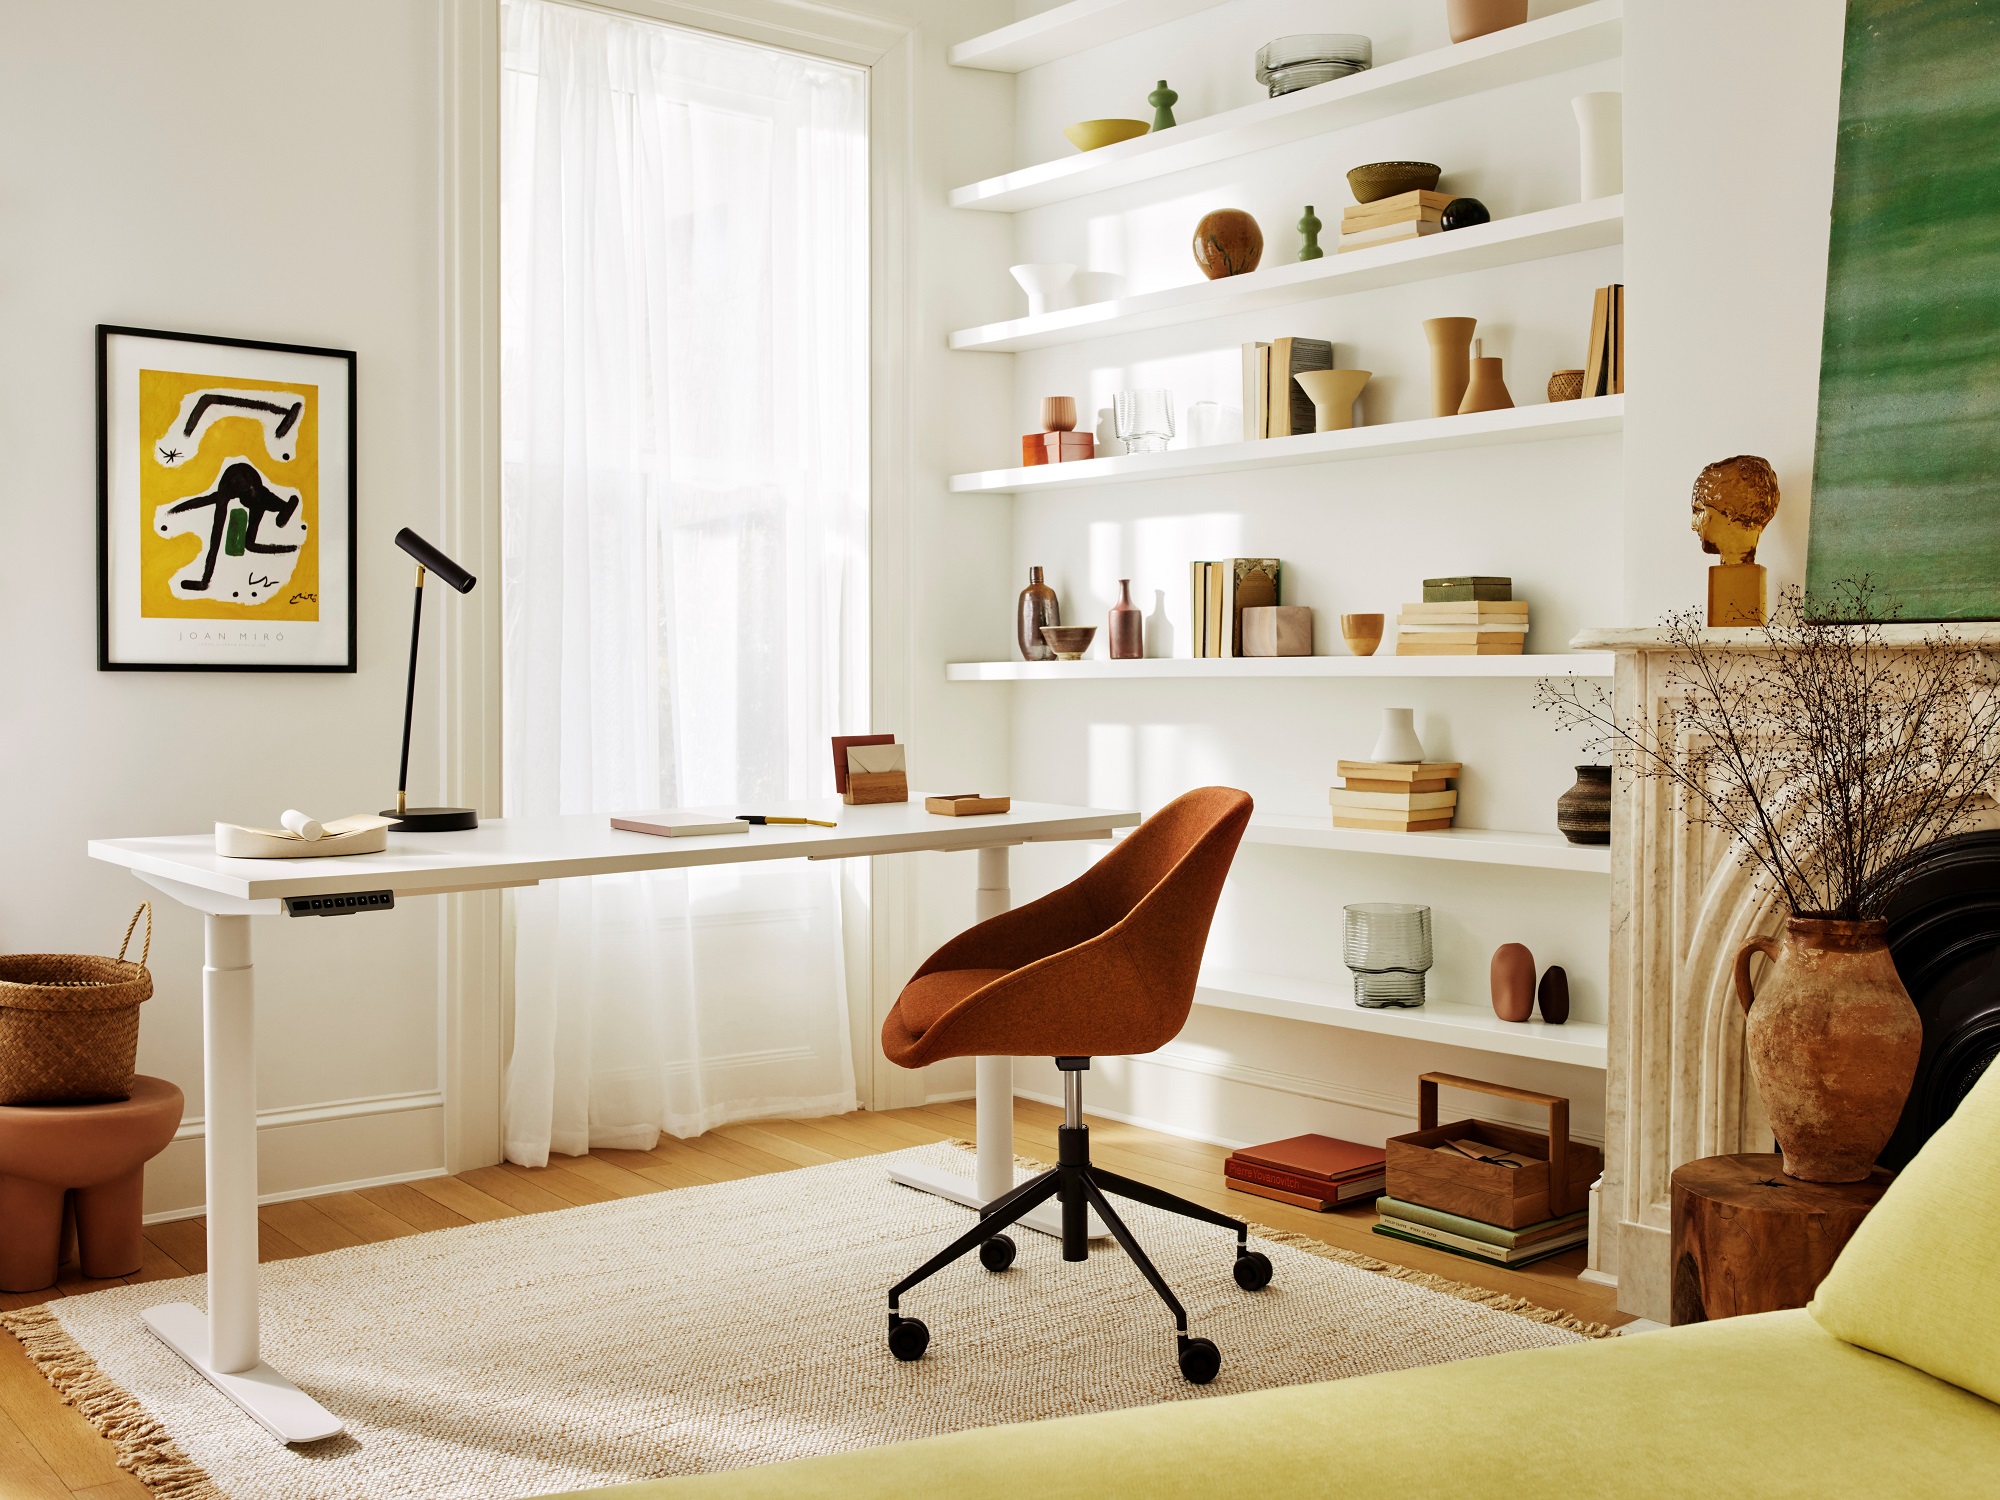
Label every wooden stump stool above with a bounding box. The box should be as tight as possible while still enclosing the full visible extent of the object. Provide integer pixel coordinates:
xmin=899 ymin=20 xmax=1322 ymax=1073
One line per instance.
xmin=1670 ymin=1153 xmax=1891 ymax=1325
xmin=0 ymin=1075 xmax=183 ymax=1292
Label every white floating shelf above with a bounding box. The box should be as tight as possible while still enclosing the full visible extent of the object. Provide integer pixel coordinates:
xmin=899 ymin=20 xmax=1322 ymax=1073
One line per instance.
xmin=949 ymin=395 xmax=1623 ymax=494
xmin=949 ymin=0 xmax=1623 ymax=212
xmin=945 ymin=654 xmax=1613 ymax=681
xmin=1245 ymin=814 xmax=1611 ymax=873
xmin=1197 ymin=967 xmax=1608 ymax=1069
xmin=949 ymin=0 xmax=1231 ymax=73
xmin=952 ymin=199 xmax=1623 ymax=353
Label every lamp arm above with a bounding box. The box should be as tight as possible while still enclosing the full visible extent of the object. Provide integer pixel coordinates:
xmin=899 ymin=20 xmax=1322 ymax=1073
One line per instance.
xmin=396 ymin=565 xmax=427 ymax=816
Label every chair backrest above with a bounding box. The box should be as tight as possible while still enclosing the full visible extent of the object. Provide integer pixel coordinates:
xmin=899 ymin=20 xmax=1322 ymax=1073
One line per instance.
xmin=1066 ymin=785 xmax=1252 ymax=1054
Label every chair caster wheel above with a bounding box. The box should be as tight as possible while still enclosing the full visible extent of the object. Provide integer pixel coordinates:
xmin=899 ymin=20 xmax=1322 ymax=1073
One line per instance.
xmin=978 ymin=1234 xmax=1017 ymax=1273
xmin=1177 ymin=1336 xmax=1221 ymax=1385
xmin=888 ymin=1316 xmax=930 ymax=1362
xmin=1233 ymin=1250 xmax=1273 ymax=1292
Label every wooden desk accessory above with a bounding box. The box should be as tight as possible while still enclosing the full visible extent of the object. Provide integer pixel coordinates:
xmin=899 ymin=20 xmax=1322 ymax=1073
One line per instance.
xmin=1023 ymin=395 xmax=1093 ymax=466
xmin=924 ymin=794 xmax=1011 ymax=816
xmin=831 ymin=734 xmax=908 ymax=805
xmin=1385 ymin=1072 xmax=1601 ymax=1229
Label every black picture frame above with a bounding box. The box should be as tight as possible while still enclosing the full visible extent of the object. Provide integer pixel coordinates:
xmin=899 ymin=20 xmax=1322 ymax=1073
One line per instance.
xmin=96 ymin=324 xmax=358 ymax=672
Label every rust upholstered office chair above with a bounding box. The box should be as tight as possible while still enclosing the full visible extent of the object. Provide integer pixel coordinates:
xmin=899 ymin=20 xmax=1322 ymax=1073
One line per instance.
xmin=882 ymin=786 xmax=1262 ymax=1385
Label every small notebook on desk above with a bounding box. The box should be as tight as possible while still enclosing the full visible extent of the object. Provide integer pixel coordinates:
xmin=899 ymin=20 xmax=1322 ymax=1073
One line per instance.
xmin=610 ymin=812 xmax=749 ymax=838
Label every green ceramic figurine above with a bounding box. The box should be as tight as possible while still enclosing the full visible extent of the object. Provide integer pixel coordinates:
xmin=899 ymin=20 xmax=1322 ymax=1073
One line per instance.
xmin=1148 ymin=79 xmax=1178 ymax=132
xmin=1298 ymin=205 xmax=1324 ymax=260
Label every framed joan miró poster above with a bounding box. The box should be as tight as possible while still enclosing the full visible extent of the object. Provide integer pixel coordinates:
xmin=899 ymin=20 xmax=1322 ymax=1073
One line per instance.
xmin=97 ymin=325 xmax=356 ymax=671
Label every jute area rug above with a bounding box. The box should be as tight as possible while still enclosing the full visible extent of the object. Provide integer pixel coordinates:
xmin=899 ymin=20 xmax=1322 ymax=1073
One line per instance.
xmin=4 ymin=1141 xmax=1605 ymax=1500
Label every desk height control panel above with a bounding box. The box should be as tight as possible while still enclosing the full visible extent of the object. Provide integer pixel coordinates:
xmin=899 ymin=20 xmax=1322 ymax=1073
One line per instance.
xmin=283 ymin=891 xmax=396 ymax=918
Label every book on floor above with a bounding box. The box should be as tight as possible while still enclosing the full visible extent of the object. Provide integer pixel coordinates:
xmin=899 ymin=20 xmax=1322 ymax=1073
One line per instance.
xmin=1228 ymin=1173 xmax=1386 ymax=1212
xmin=1375 ymin=1196 xmax=1589 ymax=1250
xmin=1372 ymin=1221 xmax=1585 ymax=1268
xmin=1230 ymin=1133 xmax=1386 ymax=1182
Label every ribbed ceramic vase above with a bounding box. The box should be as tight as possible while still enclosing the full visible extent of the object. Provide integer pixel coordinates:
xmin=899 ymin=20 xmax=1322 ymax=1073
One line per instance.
xmin=1556 ymin=766 xmax=1611 ymax=845
xmin=1734 ymin=919 xmax=1922 ymax=1183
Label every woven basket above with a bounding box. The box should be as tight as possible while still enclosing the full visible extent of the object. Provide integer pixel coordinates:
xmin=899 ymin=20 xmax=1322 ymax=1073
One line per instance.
xmin=1547 ymin=369 xmax=1586 ymax=402
xmin=0 ymin=905 xmax=153 ymax=1105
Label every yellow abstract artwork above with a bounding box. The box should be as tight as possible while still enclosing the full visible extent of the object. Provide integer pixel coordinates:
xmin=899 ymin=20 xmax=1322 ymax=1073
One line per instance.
xmin=138 ymin=368 xmax=319 ymax=620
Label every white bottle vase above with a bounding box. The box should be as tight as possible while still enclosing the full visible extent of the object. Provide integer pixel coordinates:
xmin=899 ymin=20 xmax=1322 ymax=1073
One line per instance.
xmin=1573 ymin=93 xmax=1622 ymax=200
xmin=1371 ymin=708 xmax=1425 ymax=763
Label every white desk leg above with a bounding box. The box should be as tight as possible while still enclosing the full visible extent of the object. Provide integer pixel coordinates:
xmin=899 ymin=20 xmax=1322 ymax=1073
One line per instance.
xmin=140 ymin=914 xmax=344 ymax=1444
xmin=889 ymin=845 xmax=1103 ymax=1239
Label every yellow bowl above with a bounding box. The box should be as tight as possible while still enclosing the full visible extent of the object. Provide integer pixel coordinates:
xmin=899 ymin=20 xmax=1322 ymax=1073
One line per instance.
xmin=1064 ymin=118 xmax=1150 ymax=152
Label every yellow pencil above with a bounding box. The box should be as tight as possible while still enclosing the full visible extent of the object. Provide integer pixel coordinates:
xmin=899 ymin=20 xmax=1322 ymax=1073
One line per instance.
xmin=737 ymin=814 xmax=838 ymax=828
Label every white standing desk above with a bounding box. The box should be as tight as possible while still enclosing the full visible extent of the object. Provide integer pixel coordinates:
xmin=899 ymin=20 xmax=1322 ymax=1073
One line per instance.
xmin=88 ymin=798 xmax=1137 ymax=1443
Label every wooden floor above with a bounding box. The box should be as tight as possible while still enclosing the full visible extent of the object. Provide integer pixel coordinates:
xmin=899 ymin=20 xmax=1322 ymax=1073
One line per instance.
xmin=0 ymin=1098 xmax=1627 ymax=1496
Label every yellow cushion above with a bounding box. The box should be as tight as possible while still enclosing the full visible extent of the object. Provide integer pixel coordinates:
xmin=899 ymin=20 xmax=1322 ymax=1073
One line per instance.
xmin=1811 ymin=1059 xmax=2000 ymax=1404
xmin=539 ymin=1310 xmax=2000 ymax=1500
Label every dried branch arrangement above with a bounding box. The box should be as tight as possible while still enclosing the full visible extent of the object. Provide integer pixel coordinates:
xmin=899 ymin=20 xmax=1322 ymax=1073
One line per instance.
xmin=1538 ymin=583 xmax=2000 ymax=919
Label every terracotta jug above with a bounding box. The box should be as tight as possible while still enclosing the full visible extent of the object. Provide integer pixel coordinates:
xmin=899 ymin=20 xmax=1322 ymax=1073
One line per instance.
xmin=1017 ymin=567 xmax=1060 ymax=661
xmin=1734 ymin=918 xmax=1922 ymax=1183
xmin=1108 ymin=579 xmax=1144 ymax=659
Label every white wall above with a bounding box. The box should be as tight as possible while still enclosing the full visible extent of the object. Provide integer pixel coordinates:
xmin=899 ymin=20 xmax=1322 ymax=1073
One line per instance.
xmin=1622 ymin=0 xmax=1843 ymax=620
xmin=0 ymin=1 xmax=452 ymax=1214
xmin=951 ymin=0 xmax=1617 ymax=1149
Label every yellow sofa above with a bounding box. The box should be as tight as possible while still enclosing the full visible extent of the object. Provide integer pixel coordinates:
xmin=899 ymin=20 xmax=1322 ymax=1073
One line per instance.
xmin=554 ymin=1067 xmax=2000 ymax=1500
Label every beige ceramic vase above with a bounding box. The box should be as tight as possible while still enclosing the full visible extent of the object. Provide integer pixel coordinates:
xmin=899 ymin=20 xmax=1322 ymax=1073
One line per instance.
xmin=1734 ymin=918 xmax=1922 ymax=1183
xmin=1293 ymin=369 xmax=1372 ymax=432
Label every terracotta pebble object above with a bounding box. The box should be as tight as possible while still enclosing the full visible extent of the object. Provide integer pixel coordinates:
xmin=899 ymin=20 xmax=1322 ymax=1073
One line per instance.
xmin=1490 ymin=943 xmax=1535 ymax=1022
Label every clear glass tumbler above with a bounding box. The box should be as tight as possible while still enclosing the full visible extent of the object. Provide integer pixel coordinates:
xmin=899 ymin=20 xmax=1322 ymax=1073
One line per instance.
xmin=1113 ymin=389 xmax=1176 ymax=453
xmin=1343 ymin=903 xmax=1433 ymax=1009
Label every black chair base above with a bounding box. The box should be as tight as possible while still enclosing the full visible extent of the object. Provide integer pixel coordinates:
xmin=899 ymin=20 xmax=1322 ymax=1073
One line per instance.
xmin=887 ymin=1088 xmax=1273 ymax=1385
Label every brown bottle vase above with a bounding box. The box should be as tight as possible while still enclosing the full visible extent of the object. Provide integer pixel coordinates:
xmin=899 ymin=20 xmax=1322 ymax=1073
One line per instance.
xmin=1018 ymin=566 xmax=1060 ymax=661
xmin=1423 ymin=317 xmax=1477 ymax=417
xmin=1108 ymin=578 xmax=1144 ymax=659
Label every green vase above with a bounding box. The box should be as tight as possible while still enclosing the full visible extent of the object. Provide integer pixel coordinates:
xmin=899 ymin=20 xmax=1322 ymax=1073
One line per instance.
xmin=1298 ymin=205 xmax=1324 ymax=261
xmin=1148 ymin=80 xmax=1177 ymax=131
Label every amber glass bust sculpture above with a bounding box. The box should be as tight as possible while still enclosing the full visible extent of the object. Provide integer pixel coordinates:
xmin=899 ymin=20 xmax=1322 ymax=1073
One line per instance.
xmin=1691 ymin=455 xmax=1781 ymax=625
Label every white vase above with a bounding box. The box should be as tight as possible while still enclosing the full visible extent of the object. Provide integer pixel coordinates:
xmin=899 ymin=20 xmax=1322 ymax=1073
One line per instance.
xmin=1573 ymin=93 xmax=1622 ymax=201
xmin=1371 ymin=708 xmax=1425 ymax=763
xmin=1010 ymin=262 xmax=1075 ymax=317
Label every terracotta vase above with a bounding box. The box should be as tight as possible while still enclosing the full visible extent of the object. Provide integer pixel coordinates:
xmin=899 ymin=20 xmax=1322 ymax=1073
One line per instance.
xmin=1423 ymin=317 xmax=1477 ymax=417
xmin=1734 ymin=918 xmax=1923 ymax=1183
xmin=1108 ymin=579 xmax=1144 ymax=659
xmin=1192 ymin=209 xmax=1263 ymax=279
xmin=1447 ymin=0 xmax=1528 ymax=44
xmin=1556 ymin=765 xmax=1611 ymax=845
xmin=1490 ymin=943 xmax=1535 ymax=1022
xmin=1017 ymin=566 xmax=1060 ymax=661
xmin=1458 ymin=343 xmax=1514 ymax=414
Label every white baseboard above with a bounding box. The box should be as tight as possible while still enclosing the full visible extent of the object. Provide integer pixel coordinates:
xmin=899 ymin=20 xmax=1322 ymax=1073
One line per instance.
xmin=145 ymin=1091 xmax=446 ymax=1220
xmin=1577 ymin=1267 xmax=1619 ymax=1287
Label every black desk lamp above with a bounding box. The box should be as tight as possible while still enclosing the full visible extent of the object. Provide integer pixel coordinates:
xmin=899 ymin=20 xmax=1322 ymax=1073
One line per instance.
xmin=380 ymin=528 xmax=479 ymax=832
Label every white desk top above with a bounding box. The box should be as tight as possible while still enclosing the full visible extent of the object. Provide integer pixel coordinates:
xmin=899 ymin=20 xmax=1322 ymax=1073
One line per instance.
xmin=89 ymin=799 xmax=1139 ymax=904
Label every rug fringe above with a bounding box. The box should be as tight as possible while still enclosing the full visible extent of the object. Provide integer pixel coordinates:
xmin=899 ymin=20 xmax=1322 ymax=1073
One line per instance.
xmin=942 ymin=1138 xmax=1614 ymax=1339
xmin=1 ymin=1305 xmax=224 ymax=1500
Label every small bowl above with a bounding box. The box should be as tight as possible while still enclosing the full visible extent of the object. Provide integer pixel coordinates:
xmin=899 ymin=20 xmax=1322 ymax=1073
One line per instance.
xmin=1346 ymin=161 xmax=1442 ymax=203
xmin=1547 ymin=369 xmax=1586 ymax=402
xmin=1040 ymin=625 xmax=1098 ymax=660
xmin=1339 ymin=613 xmax=1385 ymax=657
xmin=1064 ymin=119 xmax=1150 ymax=153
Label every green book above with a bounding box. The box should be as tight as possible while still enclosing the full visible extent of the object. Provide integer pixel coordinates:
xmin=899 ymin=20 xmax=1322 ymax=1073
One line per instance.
xmin=1372 ymin=1223 xmax=1583 ymax=1269
xmin=1422 ymin=576 xmax=1513 ymax=602
xmin=1376 ymin=1195 xmax=1587 ymax=1249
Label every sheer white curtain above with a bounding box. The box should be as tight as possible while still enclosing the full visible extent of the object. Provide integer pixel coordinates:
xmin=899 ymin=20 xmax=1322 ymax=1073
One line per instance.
xmin=499 ymin=0 xmax=869 ymax=1166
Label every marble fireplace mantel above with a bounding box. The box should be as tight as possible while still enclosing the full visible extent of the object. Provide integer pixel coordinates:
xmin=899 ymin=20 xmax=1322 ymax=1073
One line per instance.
xmin=1571 ymin=623 xmax=2000 ymax=1321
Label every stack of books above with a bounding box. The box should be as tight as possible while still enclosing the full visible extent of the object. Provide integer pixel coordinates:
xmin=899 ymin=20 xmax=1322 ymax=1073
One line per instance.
xmin=1330 ymin=760 xmax=1461 ymax=832
xmin=1189 ymin=557 xmax=1281 ymax=657
xmin=1396 ymin=580 xmax=1527 ymax=656
xmin=1338 ymin=189 xmax=1454 ymax=253
xmin=1241 ymin=338 xmax=1334 ymax=439
xmin=1373 ymin=1194 xmax=1590 ymax=1267
xmin=1226 ymin=1134 xmax=1386 ymax=1211
xmin=1583 ymin=283 xmax=1625 ymax=397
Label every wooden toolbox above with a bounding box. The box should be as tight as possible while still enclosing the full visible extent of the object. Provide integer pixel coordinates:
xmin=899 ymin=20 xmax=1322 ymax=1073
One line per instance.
xmin=1384 ymin=1072 xmax=1602 ymax=1229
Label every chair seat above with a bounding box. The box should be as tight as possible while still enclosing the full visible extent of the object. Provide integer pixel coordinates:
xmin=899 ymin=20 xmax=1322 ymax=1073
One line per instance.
xmin=885 ymin=969 xmax=1011 ymax=1063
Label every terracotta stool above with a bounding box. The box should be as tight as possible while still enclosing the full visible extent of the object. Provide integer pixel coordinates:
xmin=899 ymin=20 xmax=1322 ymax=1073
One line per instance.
xmin=0 ymin=1075 xmax=182 ymax=1292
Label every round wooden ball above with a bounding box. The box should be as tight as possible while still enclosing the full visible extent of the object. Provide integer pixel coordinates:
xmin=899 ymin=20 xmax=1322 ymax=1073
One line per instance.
xmin=1193 ymin=210 xmax=1264 ymax=279
xmin=1490 ymin=943 xmax=1536 ymax=1022
xmin=1538 ymin=965 xmax=1570 ymax=1024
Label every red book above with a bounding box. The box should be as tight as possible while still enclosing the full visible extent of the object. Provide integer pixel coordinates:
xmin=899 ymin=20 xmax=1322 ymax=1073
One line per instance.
xmin=1224 ymin=1157 xmax=1385 ymax=1201
xmin=1229 ymin=1134 xmax=1384 ymax=1185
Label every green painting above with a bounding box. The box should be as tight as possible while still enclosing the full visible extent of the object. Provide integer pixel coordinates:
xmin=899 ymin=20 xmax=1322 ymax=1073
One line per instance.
xmin=1807 ymin=0 xmax=2000 ymax=620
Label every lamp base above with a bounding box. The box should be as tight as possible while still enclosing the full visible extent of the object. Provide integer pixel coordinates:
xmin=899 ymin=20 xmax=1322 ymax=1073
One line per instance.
xmin=381 ymin=807 xmax=480 ymax=832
